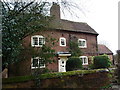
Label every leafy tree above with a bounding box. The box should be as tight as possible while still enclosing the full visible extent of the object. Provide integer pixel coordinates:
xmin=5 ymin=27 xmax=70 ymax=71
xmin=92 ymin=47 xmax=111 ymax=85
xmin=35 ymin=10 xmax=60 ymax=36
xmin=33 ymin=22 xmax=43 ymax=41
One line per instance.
xmin=2 ymin=0 xmax=84 ymax=67
xmin=2 ymin=1 xmax=54 ymax=68
xmin=2 ymin=2 xmax=58 ymax=87
xmin=69 ymin=41 xmax=82 ymax=57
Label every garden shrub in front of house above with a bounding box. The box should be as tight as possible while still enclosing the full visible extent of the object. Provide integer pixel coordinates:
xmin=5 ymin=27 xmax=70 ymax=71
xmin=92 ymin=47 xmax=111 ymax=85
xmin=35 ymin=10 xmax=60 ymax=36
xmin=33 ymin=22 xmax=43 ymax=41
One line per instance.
xmin=66 ymin=57 xmax=82 ymax=71
xmin=93 ymin=55 xmax=111 ymax=69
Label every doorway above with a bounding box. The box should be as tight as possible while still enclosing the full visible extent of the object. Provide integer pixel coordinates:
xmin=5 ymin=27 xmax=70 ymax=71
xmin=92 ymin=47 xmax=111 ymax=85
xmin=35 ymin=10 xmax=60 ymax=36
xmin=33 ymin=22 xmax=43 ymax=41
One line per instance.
xmin=58 ymin=57 xmax=67 ymax=72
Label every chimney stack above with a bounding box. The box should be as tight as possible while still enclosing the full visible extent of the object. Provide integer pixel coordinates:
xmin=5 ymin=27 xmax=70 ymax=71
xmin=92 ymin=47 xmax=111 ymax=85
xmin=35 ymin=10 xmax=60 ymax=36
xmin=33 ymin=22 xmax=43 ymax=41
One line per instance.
xmin=50 ymin=2 xmax=60 ymax=20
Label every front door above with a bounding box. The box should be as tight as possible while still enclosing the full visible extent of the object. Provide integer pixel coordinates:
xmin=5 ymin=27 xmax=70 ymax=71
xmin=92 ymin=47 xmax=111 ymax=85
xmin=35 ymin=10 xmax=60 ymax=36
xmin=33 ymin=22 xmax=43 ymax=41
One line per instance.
xmin=58 ymin=57 xmax=67 ymax=72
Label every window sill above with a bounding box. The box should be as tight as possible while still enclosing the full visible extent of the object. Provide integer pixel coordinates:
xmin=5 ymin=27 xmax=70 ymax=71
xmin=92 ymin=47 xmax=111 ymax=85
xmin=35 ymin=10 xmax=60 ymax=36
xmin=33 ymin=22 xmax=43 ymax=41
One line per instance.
xmin=31 ymin=45 xmax=43 ymax=47
xmin=82 ymin=64 xmax=88 ymax=65
xmin=78 ymin=46 xmax=87 ymax=48
xmin=31 ymin=66 xmax=45 ymax=69
xmin=60 ymin=45 xmax=66 ymax=47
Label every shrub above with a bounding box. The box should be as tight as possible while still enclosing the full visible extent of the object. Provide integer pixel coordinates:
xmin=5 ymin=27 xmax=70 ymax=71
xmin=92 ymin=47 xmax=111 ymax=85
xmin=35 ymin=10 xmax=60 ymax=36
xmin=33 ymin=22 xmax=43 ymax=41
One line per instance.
xmin=66 ymin=57 xmax=82 ymax=71
xmin=93 ymin=55 xmax=111 ymax=69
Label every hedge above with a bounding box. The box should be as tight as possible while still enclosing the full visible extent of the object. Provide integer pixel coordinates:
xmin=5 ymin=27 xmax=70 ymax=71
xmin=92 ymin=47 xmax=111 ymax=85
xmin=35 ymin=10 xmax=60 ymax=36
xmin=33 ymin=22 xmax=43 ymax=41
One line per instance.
xmin=93 ymin=55 xmax=111 ymax=69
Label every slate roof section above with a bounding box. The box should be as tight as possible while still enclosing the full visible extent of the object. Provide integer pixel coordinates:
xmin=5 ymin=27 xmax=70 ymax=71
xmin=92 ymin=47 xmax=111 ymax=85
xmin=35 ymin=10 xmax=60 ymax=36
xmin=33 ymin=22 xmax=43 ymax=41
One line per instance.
xmin=50 ymin=19 xmax=99 ymax=35
xmin=98 ymin=44 xmax=113 ymax=55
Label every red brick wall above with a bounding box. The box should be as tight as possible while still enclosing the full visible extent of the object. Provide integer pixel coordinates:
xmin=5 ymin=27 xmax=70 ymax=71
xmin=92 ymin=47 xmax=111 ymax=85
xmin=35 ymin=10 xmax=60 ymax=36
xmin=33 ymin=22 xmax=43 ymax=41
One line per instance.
xmin=23 ymin=29 xmax=98 ymax=55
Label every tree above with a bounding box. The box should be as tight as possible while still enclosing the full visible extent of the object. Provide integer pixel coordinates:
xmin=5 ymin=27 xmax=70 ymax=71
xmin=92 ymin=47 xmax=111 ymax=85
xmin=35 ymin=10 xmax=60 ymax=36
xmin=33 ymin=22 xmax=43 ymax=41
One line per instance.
xmin=69 ymin=40 xmax=82 ymax=57
xmin=2 ymin=1 xmax=55 ymax=68
xmin=2 ymin=0 xmax=84 ymax=67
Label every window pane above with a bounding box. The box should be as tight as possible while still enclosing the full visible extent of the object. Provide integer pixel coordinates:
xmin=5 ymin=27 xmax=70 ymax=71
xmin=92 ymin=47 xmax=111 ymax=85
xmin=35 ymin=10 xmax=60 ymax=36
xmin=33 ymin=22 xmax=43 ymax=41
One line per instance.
xmin=39 ymin=37 xmax=44 ymax=45
xmin=82 ymin=41 xmax=85 ymax=46
xmin=79 ymin=41 xmax=82 ymax=46
xmin=39 ymin=38 xmax=43 ymax=45
xmin=33 ymin=59 xmax=38 ymax=67
xmin=84 ymin=58 xmax=86 ymax=63
xmin=61 ymin=39 xmax=65 ymax=45
xmin=39 ymin=58 xmax=45 ymax=67
xmin=80 ymin=41 xmax=85 ymax=46
xmin=33 ymin=37 xmax=38 ymax=45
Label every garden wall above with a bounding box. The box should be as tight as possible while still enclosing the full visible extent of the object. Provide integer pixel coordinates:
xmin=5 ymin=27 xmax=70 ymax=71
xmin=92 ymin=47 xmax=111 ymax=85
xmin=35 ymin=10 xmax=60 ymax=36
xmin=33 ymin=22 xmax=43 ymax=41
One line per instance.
xmin=2 ymin=69 xmax=110 ymax=89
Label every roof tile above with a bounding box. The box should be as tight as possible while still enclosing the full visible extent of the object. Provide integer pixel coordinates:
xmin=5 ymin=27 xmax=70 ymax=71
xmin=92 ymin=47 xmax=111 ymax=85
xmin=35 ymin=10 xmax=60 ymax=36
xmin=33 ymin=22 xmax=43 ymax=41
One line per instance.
xmin=50 ymin=19 xmax=99 ymax=35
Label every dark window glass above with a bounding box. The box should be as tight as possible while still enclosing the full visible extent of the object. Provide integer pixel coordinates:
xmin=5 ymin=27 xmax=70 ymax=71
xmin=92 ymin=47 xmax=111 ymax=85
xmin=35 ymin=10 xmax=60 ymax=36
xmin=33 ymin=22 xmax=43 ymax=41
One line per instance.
xmin=33 ymin=37 xmax=38 ymax=45
xmin=61 ymin=39 xmax=65 ymax=45
xmin=33 ymin=59 xmax=38 ymax=67
xmin=39 ymin=58 xmax=45 ymax=67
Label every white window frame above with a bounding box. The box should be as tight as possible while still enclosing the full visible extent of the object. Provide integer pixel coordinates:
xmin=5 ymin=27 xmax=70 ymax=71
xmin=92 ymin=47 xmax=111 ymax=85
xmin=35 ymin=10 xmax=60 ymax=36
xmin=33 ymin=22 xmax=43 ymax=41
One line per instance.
xmin=31 ymin=35 xmax=45 ymax=47
xmin=80 ymin=56 xmax=88 ymax=65
xmin=31 ymin=57 xmax=45 ymax=69
xmin=78 ymin=39 xmax=87 ymax=48
xmin=59 ymin=37 xmax=66 ymax=47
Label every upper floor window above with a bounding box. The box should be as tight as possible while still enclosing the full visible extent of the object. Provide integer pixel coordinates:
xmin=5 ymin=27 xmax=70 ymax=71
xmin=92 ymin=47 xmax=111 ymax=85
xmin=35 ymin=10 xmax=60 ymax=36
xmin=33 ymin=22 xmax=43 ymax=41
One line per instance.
xmin=80 ymin=56 xmax=88 ymax=65
xmin=31 ymin=35 xmax=45 ymax=47
xmin=60 ymin=37 xmax=66 ymax=46
xmin=31 ymin=57 xmax=45 ymax=69
xmin=78 ymin=39 xmax=87 ymax=48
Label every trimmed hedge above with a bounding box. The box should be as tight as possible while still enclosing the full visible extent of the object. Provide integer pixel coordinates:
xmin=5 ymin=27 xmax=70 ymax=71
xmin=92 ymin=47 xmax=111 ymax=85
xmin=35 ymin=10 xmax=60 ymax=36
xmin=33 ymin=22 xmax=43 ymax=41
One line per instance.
xmin=2 ymin=69 xmax=107 ymax=84
xmin=66 ymin=57 xmax=82 ymax=71
xmin=93 ymin=55 xmax=111 ymax=69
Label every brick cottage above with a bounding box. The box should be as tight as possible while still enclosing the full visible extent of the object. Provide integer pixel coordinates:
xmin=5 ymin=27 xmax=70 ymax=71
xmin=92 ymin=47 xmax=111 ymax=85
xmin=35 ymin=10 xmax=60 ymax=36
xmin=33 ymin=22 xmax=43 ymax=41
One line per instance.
xmin=8 ymin=3 xmax=113 ymax=77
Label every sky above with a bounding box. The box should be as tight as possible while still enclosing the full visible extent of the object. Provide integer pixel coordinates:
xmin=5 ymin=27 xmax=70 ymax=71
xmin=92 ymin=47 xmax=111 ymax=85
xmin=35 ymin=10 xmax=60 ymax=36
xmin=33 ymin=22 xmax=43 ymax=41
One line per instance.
xmin=59 ymin=0 xmax=118 ymax=54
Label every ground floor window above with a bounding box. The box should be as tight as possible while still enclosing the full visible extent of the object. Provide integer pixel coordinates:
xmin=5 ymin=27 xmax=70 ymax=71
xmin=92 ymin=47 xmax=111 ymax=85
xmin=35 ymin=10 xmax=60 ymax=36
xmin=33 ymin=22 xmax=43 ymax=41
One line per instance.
xmin=31 ymin=57 xmax=45 ymax=69
xmin=80 ymin=56 xmax=88 ymax=65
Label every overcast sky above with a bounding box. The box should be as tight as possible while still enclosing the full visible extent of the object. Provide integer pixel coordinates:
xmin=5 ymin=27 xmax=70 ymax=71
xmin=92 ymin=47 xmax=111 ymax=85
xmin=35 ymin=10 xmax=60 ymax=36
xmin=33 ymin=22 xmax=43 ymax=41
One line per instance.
xmin=59 ymin=0 xmax=118 ymax=54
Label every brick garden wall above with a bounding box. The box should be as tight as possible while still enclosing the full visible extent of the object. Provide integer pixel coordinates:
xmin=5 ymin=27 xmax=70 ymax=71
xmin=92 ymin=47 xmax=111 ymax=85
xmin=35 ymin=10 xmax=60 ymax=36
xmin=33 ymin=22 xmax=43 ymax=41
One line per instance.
xmin=3 ymin=70 xmax=110 ymax=89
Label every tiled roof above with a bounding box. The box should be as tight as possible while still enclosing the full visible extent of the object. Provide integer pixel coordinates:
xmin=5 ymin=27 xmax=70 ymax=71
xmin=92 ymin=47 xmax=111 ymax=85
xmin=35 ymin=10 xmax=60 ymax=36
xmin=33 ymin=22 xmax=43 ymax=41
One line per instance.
xmin=98 ymin=44 xmax=113 ymax=54
xmin=50 ymin=19 xmax=99 ymax=35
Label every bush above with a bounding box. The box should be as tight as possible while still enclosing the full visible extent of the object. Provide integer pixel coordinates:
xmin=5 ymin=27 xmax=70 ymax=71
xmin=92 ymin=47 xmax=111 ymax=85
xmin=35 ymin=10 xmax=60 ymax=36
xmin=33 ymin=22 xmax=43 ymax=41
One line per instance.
xmin=93 ymin=55 xmax=111 ymax=69
xmin=66 ymin=57 xmax=82 ymax=71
